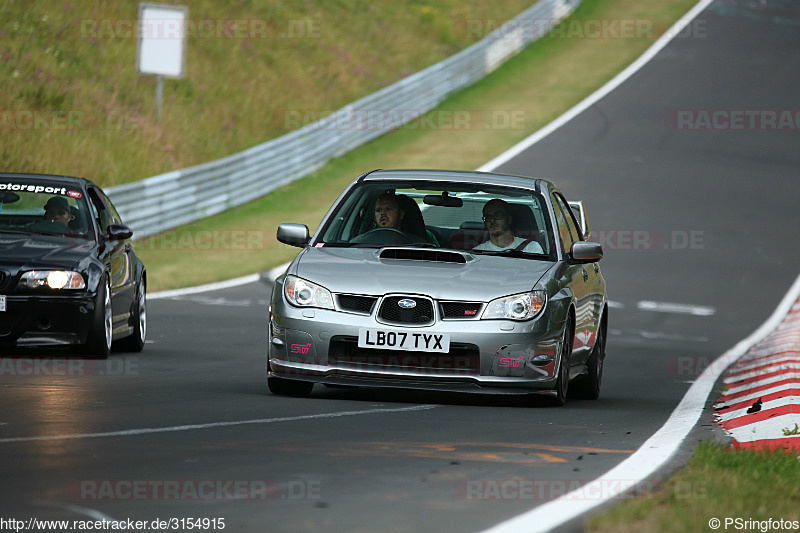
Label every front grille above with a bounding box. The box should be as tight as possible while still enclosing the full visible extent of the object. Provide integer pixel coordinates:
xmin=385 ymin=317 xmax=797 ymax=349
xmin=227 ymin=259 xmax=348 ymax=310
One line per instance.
xmin=329 ymin=336 xmax=480 ymax=375
xmin=337 ymin=294 xmax=377 ymax=315
xmin=379 ymin=296 xmax=434 ymax=325
xmin=440 ymin=301 xmax=483 ymax=319
xmin=0 ymin=271 xmax=7 ymax=291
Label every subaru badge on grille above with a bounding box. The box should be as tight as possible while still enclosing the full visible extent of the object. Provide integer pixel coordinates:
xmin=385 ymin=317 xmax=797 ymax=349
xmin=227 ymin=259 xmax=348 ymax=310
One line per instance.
xmin=398 ymin=299 xmax=417 ymax=309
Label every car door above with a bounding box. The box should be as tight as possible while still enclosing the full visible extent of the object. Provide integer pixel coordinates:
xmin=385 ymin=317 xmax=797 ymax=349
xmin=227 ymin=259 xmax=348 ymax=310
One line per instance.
xmin=551 ymin=191 xmax=596 ymax=358
xmin=568 ymin=199 xmax=605 ymax=341
xmin=87 ymin=187 xmax=136 ymax=330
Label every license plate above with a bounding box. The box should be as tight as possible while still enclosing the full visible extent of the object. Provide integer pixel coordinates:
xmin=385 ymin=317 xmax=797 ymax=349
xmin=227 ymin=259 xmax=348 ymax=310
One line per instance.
xmin=358 ymin=328 xmax=450 ymax=353
xmin=0 ymin=295 xmax=5 ymax=312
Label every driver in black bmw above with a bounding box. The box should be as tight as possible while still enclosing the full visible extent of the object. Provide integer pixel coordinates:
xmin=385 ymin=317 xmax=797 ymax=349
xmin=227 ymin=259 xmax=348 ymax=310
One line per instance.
xmin=27 ymin=196 xmax=73 ymax=234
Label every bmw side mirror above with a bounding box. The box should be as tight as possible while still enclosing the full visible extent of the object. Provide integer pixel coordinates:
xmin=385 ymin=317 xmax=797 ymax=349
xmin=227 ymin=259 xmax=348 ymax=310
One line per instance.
xmin=570 ymin=241 xmax=603 ymax=262
xmin=277 ymin=223 xmax=310 ymax=248
xmin=106 ymin=224 xmax=133 ymax=241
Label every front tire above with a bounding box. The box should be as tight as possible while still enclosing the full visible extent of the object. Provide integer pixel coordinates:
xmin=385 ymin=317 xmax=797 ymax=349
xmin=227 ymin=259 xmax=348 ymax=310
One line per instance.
xmin=571 ymin=325 xmax=605 ymax=400
xmin=86 ymin=276 xmax=112 ymax=359
xmin=549 ymin=316 xmax=573 ymax=407
xmin=116 ymin=278 xmax=146 ymax=352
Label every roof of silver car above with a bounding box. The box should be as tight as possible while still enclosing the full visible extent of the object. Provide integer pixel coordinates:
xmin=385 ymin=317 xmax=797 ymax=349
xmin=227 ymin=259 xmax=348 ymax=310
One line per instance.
xmin=359 ymin=169 xmax=553 ymax=193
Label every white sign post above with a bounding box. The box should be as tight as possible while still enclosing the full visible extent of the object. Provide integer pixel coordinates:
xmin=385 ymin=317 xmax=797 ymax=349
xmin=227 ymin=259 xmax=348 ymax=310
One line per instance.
xmin=136 ymin=3 xmax=188 ymax=118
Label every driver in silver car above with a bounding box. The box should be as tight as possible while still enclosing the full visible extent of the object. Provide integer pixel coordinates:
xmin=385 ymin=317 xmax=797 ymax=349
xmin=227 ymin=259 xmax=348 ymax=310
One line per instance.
xmin=374 ymin=192 xmax=404 ymax=229
xmin=373 ymin=192 xmax=439 ymax=245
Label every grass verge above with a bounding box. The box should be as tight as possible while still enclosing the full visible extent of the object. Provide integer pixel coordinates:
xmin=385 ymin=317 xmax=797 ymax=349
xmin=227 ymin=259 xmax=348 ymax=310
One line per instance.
xmin=586 ymin=441 xmax=800 ymax=533
xmin=0 ymin=0 xmax=534 ymax=184
xmin=136 ymin=0 xmax=697 ymax=292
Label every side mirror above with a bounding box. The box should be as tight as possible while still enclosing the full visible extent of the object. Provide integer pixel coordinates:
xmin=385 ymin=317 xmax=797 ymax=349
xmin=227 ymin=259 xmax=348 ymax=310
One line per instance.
xmin=106 ymin=224 xmax=133 ymax=241
xmin=570 ymin=241 xmax=603 ymax=262
xmin=277 ymin=223 xmax=310 ymax=248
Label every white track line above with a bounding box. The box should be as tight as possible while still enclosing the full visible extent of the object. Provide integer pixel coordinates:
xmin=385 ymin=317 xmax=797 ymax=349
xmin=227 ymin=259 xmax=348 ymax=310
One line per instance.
xmin=34 ymin=501 xmax=118 ymax=522
xmin=477 ymin=0 xmax=715 ymax=173
xmin=0 ymin=405 xmax=436 ymax=444
xmin=149 ymin=274 xmax=260 ymax=300
xmin=149 ymin=263 xmax=290 ymax=299
xmin=638 ymin=301 xmax=716 ymax=316
xmin=486 ymin=271 xmax=800 ymax=533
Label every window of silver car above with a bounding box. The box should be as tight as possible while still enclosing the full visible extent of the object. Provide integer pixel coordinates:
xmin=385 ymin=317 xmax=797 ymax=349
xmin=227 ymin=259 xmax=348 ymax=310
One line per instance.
xmin=319 ymin=182 xmax=551 ymax=256
xmin=551 ymin=193 xmax=581 ymax=254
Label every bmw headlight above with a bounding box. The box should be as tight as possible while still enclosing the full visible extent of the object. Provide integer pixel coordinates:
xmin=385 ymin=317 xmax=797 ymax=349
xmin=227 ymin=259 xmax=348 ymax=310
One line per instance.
xmin=482 ymin=290 xmax=546 ymax=321
xmin=284 ymin=275 xmax=334 ymax=309
xmin=19 ymin=270 xmax=86 ymax=290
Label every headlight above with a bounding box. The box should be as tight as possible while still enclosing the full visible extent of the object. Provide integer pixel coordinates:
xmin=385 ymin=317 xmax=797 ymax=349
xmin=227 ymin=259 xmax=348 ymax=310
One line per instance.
xmin=19 ymin=270 xmax=86 ymax=290
xmin=284 ymin=275 xmax=333 ymax=309
xmin=482 ymin=290 xmax=546 ymax=321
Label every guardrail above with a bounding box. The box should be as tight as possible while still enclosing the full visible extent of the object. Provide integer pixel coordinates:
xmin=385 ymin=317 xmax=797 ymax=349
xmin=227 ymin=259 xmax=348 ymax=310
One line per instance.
xmin=107 ymin=0 xmax=581 ymax=238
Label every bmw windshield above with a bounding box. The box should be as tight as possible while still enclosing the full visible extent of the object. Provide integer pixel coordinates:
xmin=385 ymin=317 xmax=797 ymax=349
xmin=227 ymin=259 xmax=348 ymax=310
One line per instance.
xmin=0 ymin=183 xmax=94 ymax=241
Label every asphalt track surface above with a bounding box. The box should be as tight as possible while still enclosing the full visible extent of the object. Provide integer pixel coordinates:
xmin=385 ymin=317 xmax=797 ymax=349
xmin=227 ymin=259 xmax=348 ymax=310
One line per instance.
xmin=1 ymin=1 xmax=799 ymax=531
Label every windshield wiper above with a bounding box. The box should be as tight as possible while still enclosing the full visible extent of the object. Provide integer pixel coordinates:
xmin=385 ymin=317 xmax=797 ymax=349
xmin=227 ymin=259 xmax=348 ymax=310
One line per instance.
xmin=316 ymin=242 xmax=355 ymax=248
xmin=26 ymin=230 xmax=69 ymax=237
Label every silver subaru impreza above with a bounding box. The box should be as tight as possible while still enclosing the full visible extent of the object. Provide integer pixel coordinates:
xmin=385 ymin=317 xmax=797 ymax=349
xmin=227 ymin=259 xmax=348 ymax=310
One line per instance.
xmin=268 ymin=169 xmax=607 ymax=405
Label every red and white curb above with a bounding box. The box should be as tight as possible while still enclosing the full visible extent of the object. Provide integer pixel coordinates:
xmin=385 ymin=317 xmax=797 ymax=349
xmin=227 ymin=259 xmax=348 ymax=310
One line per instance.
xmin=715 ymin=298 xmax=800 ymax=452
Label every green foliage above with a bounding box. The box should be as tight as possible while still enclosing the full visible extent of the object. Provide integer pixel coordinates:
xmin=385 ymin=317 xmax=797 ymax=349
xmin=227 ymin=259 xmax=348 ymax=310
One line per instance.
xmin=587 ymin=442 xmax=800 ymax=533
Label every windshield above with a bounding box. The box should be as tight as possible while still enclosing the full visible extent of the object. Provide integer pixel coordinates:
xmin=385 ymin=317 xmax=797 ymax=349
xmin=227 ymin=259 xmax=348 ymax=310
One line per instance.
xmin=317 ymin=180 xmax=554 ymax=259
xmin=0 ymin=183 xmax=94 ymax=241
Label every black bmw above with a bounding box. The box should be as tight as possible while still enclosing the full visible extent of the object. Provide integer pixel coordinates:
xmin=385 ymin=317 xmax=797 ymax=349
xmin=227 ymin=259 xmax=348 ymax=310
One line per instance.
xmin=0 ymin=173 xmax=146 ymax=357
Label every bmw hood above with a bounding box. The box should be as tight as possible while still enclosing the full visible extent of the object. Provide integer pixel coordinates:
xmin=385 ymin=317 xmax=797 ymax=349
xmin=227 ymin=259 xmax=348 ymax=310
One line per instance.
xmin=0 ymin=232 xmax=96 ymax=271
xmin=291 ymin=247 xmax=554 ymax=301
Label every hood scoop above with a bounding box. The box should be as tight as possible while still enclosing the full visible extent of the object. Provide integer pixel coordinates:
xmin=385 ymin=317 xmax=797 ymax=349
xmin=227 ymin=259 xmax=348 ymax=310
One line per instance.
xmin=378 ymin=247 xmax=468 ymax=264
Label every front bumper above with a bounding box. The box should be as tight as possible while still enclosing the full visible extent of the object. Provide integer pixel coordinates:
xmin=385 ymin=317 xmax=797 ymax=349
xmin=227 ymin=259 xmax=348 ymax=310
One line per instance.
xmin=0 ymin=293 xmax=95 ymax=346
xmin=268 ymin=297 xmax=565 ymax=395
